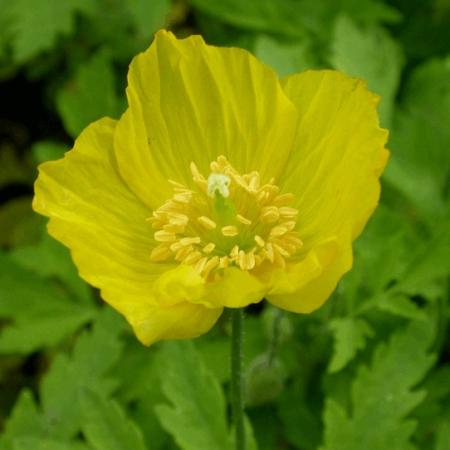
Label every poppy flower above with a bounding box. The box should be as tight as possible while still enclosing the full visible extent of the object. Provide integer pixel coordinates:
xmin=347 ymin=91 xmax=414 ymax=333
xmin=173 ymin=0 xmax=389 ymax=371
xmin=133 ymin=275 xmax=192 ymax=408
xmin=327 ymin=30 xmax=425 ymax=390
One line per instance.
xmin=33 ymin=30 xmax=388 ymax=345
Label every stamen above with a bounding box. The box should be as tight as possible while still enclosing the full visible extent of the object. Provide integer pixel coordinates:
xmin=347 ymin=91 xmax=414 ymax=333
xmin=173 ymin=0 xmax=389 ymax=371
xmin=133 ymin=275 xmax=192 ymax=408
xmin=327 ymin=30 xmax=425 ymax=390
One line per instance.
xmin=163 ymin=223 xmax=185 ymax=233
xmin=173 ymin=192 xmax=192 ymax=203
xmin=230 ymin=245 xmax=240 ymax=259
xmin=150 ymin=245 xmax=171 ymax=261
xmin=219 ymin=256 xmax=229 ymax=269
xmin=270 ymin=225 xmax=288 ymax=237
xmin=265 ymin=243 xmax=275 ymax=262
xmin=202 ymin=256 xmax=220 ymax=278
xmin=203 ymin=243 xmax=216 ymax=254
xmin=238 ymin=250 xmax=246 ymax=270
xmin=247 ymin=251 xmax=256 ymax=270
xmin=254 ymin=235 xmax=265 ymax=247
xmin=183 ymin=251 xmax=202 ymax=265
xmin=154 ymin=230 xmax=176 ymax=242
xmin=190 ymin=162 xmax=204 ymax=180
xmin=168 ymin=213 xmax=189 ymax=226
xmin=261 ymin=206 xmax=280 ymax=223
xmin=175 ymin=245 xmax=193 ymax=261
xmin=221 ymin=225 xmax=239 ymax=237
xmin=273 ymin=243 xmax=290 ymax=257
xmin=272 ymin=193 xmax=295 ymax=206
xmin=279 ymin=207 xmax=298 ymax=218
xmin=194 ymin=256 xmax=208 ymax=274
xmin=149 ymin=156 xmax=302 ymax=279
xmin=197 ymin=216 xmax=217 ymax=230
xmin=236 ymin=214 xmax=252 ymax=225
xmin=179 ymin=236 xmax=201 ymax=246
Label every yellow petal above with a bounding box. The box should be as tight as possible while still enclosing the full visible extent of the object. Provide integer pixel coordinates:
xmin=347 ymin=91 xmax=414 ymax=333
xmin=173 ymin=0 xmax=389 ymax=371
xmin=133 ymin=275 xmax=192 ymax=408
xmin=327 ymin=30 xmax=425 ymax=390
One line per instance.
xmin=195 ymin=267 xmax=267 ymax=309
xmin=266 ymin=237 xmax=340 ymax=297
xmin=267 ymin=236 xmax=353 ymax=313
xmin=281 ymin=70 xmax=389 ymax=249
xmin=114 ymin=29 xmax=298 ymax=209
xmin=125 ymin=301 xmax=222 ymax=346
xmin=33 ymin=118 xmax=222 ymax=343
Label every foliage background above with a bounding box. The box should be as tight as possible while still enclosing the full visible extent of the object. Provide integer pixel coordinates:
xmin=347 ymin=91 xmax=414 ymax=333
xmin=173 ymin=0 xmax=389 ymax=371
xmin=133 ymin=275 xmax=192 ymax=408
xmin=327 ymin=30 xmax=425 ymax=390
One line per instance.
xmin=0 ymin=1 xmax=449 ymax=449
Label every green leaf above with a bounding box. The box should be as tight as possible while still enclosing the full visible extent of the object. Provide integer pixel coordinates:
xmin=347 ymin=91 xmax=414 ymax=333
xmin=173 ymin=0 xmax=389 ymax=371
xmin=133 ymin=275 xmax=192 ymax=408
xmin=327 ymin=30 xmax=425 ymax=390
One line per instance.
xmin=56 ymin=52 xmax=122 ymax=138
xmin=385 ymin=57 xmax=450 ymax=219
xmin=393 ymin=222 xmax=450 ymax=299
xmin=192 ymin=0 xmax=400 ymax=40
xmin=0 ymin=197 xmax=43 ymax=248
xmin=0 ymin=144 xmax=32 ymax=187
xmin=9 ymin=0 xmax=94 ymax=63
xmin=0 ymin=252 xmax=95 ymax=354
xmin=376 ymin=293 xmax=427 ymax=321
xmin=254 ymin=35 xmax=317 ymax=77
xmin=81 ymin=390 xmax=147 ymax=450
xmin=322 ymin=321 xmax=436 ymax=450
xmin=435 ymin=420 xmax=450 ymax=450
xmin=11 ymin=438 xmax=89 ymax=450
xmin=155 ymin=341 xmax=233 ymax=450
xmin=40 ymin=309 xmax=124 ymax=439
xmin=277 ymin=387 xmax=322 ymax=450
xmin=125 ymin=0 xmax=170 ymax=40
xmin=330 ymin=15 xmax=403 ymax=126
xmin=328 ymin=317 xmax=374 ymax=373
xmin=11 ymin=233 xmax=94 ymax=305
xmin=0 ymin=390 xmax=44 ymax=446
xmin=192 ymin=0 xmax=306 ymax=38
xmin=0 ymin=392 xmax=87 ymax=450
xmin=31 ymin=140 xmax=69 ymax=164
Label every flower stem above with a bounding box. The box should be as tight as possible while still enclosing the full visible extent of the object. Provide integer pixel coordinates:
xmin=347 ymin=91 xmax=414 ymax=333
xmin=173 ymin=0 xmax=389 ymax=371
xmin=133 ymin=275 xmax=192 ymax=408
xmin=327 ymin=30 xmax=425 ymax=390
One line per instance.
xmin=267 ymin=309 xmax=284 ymax=367
xmin=231 ymin=308 xmax=246 ymax=450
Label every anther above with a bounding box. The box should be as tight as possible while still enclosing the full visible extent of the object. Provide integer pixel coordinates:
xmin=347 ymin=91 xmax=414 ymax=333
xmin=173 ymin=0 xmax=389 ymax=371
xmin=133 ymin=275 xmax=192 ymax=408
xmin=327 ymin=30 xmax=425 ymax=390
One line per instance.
xmin=261 ymin=206 xmax=280 ymax=223
xmin=230 ymin=245 xmax=239 ymax=259
xmin=238 ymin=250 xmax=246 ymax=270
xmin=247 ymin=251 xmax=256 ymax=270
xmin=195 ymin=256 xmax=208 ymax=274
xmin=270 ymin=225 xmax=288 ymax=237
xmin=254 ymin=235 xmax=265 ymax=247
xmin=197 ymin=216 xmax=217 ymax=230
xmin=282 ymin=221 xmax=296 ymax=231
xmin=221 ymin=225 xmax=239 ymax=237
xmin=265 ymin=243 xmax=275 ymax=262
xmin=236 ymin=214 xmax=252 ymax=225
xmin=175 ymin=245 xmax=193 ymax=261
xmin=203 ymin=243 xmax=216 ymax=254
xmin=154 ymin=230 xmax=176 ymax=242
xmin=272 ymin=193 xmax=295 ymax=206
xmin=219 ymin=256 xmax=229 ymax=269
xmin=168 ymin=213 xmax=189 ymax=226
xmin=202 ymin=256 xmax=220 ymax=278
xmin=279 ymin=207 xmax=298 ymax=218
xmin=179 ymin=236 xmax=201 ymax=246
xmin=173 ymin=192 xmax=191 ymax=203
xmin=273 ymin=243 xmax=290 ymax=257
xmin=183 ymin=251 xmax=202 ymax=265
xmin=190 ymin=162 xmax=205 ymax=181
xmin=150 ymin=245 xmax=171 ymax=261
xmin=163 ymin=223 xmax=185 ymax=233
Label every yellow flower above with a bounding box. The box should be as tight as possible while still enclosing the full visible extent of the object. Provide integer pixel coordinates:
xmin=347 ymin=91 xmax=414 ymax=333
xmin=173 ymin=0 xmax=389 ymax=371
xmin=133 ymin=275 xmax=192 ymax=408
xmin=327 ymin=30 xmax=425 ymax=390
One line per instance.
xmin=33 ymin=30 xmax=389 ymax=346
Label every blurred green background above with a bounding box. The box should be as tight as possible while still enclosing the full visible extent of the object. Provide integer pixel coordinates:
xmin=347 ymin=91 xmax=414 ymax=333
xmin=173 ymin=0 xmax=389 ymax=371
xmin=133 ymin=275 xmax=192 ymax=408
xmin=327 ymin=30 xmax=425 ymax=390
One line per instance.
xmin=0 ymin=1 xmax=449 ymax=449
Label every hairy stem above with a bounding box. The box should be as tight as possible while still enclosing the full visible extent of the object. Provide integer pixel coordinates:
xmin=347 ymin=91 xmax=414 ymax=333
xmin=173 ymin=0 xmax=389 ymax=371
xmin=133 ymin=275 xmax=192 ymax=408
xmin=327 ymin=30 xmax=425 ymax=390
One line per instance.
xmin=231 ymin=308 xmax=246 ymax=450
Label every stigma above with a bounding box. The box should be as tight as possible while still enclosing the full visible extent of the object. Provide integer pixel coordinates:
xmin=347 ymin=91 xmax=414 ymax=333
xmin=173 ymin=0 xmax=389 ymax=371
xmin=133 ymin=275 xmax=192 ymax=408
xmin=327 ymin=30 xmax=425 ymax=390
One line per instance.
xmin=207 ymin=173 xmax=231 ymax=198
xmin=148 ymin=156 xmax=303 ymax=280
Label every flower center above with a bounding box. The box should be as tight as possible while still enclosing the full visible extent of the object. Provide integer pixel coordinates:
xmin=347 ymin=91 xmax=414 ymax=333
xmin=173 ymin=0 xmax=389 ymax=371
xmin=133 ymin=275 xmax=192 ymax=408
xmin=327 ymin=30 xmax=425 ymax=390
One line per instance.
xmin=148 ymin=156 xmax=303 ymax=280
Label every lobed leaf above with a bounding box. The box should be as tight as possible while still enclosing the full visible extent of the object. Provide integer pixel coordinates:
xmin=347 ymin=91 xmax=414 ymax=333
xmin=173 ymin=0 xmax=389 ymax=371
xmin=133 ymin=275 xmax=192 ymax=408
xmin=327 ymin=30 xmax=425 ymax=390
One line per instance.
xmin=322 ymin=321 xmax=436 ymax=450
xmin=155 ymin=341 xmax=233 ymax=450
